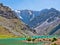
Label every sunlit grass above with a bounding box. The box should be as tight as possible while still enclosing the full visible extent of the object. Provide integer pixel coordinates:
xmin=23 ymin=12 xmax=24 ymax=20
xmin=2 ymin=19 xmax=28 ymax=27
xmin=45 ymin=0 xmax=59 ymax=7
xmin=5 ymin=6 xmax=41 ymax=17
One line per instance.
xmin=0 ymin=35 xmax=19 ymax=39
xmin=0 ymin=25 xmax=19 ymax=38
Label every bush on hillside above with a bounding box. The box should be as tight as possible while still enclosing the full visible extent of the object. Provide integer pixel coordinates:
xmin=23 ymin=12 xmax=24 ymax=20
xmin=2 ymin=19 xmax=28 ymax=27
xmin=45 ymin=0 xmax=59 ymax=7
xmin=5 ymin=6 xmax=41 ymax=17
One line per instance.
xmin=52 ymin=38 xmax=57 ymax=42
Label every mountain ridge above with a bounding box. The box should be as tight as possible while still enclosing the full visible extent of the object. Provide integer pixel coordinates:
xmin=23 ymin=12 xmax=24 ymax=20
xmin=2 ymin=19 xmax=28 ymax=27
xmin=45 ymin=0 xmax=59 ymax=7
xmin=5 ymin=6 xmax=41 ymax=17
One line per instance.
xmin=0 ymin=3 xmax=60 ymax=36
xmin=15 ymin=8 xmax=60 ymax=28
xmin=15 ymin=8 xmax=60 ymax=35
xmin=0 ymin=3 xmax=37 ymax=37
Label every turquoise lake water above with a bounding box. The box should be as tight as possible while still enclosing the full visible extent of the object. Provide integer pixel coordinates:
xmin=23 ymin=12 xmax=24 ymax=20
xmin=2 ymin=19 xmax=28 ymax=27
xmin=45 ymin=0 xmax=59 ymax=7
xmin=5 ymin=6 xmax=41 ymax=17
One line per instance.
xmin=0 ymin=35 xmax=60 ymax=45
xmin=0 ymin=39 xmax=45 ymax=45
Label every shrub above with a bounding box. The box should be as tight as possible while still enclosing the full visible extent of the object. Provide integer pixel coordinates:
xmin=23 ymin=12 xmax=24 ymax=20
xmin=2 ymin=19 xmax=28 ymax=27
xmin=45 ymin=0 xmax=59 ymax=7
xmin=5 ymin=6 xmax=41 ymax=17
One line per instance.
xmin=32 ymin=38 xmax=35 ymax=41
xmin=26 ymin=36 xmax=36 ymax=41
xmin=49 ymin=39 xmax=51 ymax=41
xmin=43 ymin=39 xmax=45 ymax=40
xmin=26 ymin=37 xmax=32 ymax=41
xmin=52 ymin=38 xmax=57 ymax=42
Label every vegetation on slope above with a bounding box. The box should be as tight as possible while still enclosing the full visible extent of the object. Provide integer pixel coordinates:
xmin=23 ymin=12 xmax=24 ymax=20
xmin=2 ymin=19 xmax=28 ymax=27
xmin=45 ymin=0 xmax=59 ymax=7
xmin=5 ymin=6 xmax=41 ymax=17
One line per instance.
xmin=0 ymin=25 xmax=19 ymax=38
xmin=0 ymin=3 xmax=36 ymax=38
xmin=0 ymin=15 xmax=36 ymax=38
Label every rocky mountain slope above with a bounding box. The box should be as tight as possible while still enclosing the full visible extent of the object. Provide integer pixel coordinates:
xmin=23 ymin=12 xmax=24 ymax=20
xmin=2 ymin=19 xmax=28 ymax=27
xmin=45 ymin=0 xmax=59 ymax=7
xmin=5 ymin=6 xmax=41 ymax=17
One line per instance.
xmin=16 ymin=8 xmax=60 ymax=35
xmin=0 ymin=3 xmax=60 ymax=36
xmin=35 ymin=18 xmax=60 ymax=35
xmin=0 ymin=3 xmax=17 ymax=19
xmin=0 ymin=3 xmax=36 ymax=37
xmin=16 ymin=8 xmax=60 ymax=28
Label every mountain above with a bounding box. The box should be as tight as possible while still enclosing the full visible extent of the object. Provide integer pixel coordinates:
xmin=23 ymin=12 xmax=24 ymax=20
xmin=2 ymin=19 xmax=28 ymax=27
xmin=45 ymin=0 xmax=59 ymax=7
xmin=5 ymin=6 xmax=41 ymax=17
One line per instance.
xmin=35 ymin=17 xmax=60 ymax=35
xmin=16 ymin=8 xmax=60 ymax=35
xmin=0 ymin=3 xmax=17 ymax=19
xmin=15 ymin=10 xmax=41 ymax=28
xmin=34 ymin=8 xmax=60 ymax=35
xmin=0 ymin=3 xmax=36 ymax=37
xmin=16 ymin=8 xmax=60 ymax=28
xmin=49 ymin=24 xmax=60 ymax=35
xmin=0 ymin=3 xmax=60 ymax=36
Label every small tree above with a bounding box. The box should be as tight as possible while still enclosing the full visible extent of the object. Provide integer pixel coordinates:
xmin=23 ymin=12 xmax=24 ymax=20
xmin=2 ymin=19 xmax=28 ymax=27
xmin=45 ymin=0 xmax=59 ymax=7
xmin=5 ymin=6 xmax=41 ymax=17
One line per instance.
xmin=26 ymin=36 xmax=35 ymax=41
xmin=26 ymin=36 xmax=32 ymax=41
xmin=52 ymin=38 xmax=57 ymax=42
xmin=32 ymin=38 xmax=35 ymax=41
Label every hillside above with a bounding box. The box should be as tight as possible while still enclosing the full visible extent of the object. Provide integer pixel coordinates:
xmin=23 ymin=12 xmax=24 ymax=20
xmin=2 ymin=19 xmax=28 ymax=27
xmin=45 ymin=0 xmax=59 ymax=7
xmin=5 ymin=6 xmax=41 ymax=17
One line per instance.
xmin=0 ymin=3 xmax=60 ymax=36
xmin=0 ymin=16 xmax=36 ymax=37
xmin=0 ymin=3 xmax=36 ymax=37
xmin=0 ymin=3 xmax=17 ymax=19
xmin=35 ymin=18 xmax=60 ymax=35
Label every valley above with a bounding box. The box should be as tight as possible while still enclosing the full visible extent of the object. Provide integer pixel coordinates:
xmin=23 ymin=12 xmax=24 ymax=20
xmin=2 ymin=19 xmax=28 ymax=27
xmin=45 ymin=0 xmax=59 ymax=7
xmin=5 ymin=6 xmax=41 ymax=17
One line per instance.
xmin=0 ymin=3 xmax=60 ymax=45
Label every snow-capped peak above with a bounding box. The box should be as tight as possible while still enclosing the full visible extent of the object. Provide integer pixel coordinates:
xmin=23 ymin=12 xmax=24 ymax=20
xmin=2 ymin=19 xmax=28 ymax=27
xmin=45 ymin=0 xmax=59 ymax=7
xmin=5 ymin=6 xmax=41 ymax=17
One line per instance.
xmin=15 ymin=10 xmax=21 ymax=13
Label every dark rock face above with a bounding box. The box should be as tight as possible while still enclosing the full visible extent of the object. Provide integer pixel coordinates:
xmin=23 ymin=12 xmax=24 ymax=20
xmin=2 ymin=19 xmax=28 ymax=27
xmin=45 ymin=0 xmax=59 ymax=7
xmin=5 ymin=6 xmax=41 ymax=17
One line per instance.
xmin=0 ymin=3 xmax=17 ymax=19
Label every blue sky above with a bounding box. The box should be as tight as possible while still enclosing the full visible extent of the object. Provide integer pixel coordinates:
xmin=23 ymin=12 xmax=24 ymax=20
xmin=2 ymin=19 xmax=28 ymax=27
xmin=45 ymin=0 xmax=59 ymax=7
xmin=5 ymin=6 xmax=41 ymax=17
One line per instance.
xmin=0 ymin=0 xmax=60 ymax=11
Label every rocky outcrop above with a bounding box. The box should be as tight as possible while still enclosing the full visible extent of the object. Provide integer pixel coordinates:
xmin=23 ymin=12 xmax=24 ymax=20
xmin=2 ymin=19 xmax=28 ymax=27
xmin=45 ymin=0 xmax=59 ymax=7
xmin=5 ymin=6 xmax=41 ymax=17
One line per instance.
xmin=0 ymin=3 xmax=17 ymax=19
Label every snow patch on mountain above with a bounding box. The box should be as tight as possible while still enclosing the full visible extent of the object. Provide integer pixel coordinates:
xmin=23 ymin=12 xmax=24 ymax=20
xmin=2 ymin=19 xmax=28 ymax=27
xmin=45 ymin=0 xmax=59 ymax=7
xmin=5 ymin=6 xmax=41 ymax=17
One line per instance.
xmin=15 ymin=10 xmax=21 ymax=13
xmin=30 ymin=14 xmax=35 ymax=21
xmin=15 ymin=10 xmax=23 ymax=19
xmin=28 ymin=10 xmax=32 ymax=15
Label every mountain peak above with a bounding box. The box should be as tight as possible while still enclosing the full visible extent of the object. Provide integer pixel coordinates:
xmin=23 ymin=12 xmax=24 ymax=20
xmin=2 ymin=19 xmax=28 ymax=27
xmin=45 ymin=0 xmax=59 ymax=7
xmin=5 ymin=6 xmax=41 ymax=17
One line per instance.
xmin=0 ymin=3 xmax=17 ymax=19
xmin=50 ymin=8 xmax=56 ymax=10
xmin=49 ymin=8 xmax=57 ymax=11
xmin=17 ymin=8 xmax=60 ymax=28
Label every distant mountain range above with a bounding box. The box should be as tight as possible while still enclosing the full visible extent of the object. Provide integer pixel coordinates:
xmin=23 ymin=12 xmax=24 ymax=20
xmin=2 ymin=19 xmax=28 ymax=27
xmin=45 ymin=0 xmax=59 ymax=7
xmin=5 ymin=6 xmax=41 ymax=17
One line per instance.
xmin=15 ymin=8 xmax=60 ymax=28
xmin=15 ymin=8 xmax=60 ymax=35
xmin=0 ymin=3 xmax=60 ymax=36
